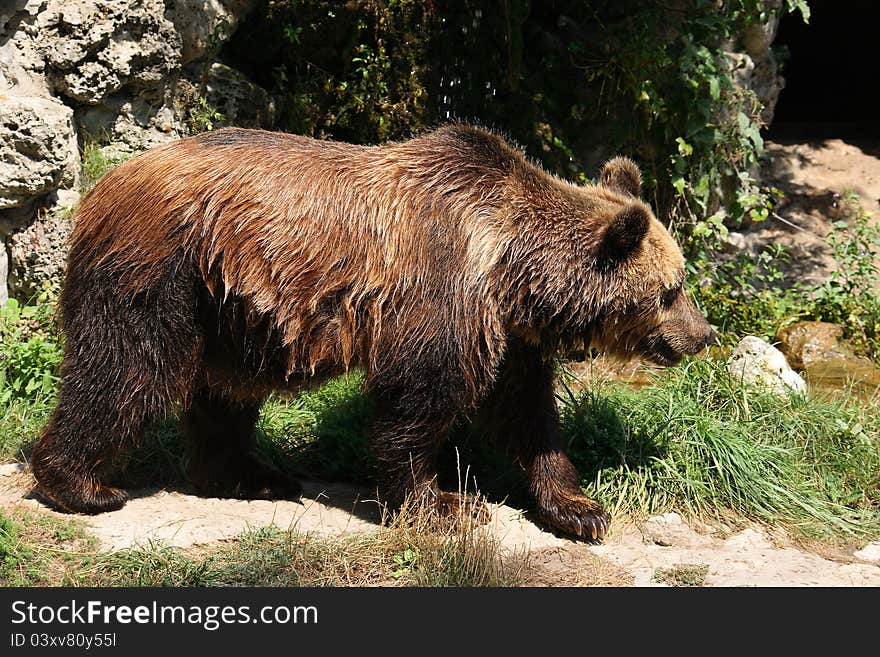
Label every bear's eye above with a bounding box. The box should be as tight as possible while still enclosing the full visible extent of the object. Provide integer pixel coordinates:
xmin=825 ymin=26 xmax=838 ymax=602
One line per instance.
xmin=660 ymin=285 xmax=680 ymax=309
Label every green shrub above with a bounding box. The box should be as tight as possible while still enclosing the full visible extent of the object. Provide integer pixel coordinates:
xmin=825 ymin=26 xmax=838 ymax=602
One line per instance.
xmin=809 ymin=193 xmax=880 ymax=359
xmin=0 ymin=298 xmax=62 ymax=404
xmin=81 ymin=140 xmax=128 ymax=193
xmin=689 ymin=192 xmax=880 ymax=357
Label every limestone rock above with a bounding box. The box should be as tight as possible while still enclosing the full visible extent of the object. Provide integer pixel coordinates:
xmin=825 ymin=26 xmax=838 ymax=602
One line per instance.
xmin=39 ymin=0 xmax=182 ymax=106
xmin=7 ymin=204 xmax=74 ymax=300
xmin=641 ymin=512 xmax=712 ymax=549
xmin=164 ymin=0 xmax=257 ymax=66
xmin=854 ymin=542 xmax=880 ymax=564
xmin=726 ymin=1 xmax=784 ymax=125
xmin=726 ymin=336 xmax=807 ymax=395
xmin=200 ymin=62 xmax=276 ymax=129
xmin=0 ymin=93 xmax=79 ymax=211
xmin=0 ymin=0 xmax=265 ymax=298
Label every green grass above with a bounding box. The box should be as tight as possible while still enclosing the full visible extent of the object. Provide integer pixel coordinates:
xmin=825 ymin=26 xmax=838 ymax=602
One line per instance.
xmin=0 ymin=395 xmax=53 ymax=462
xmin=114 ymin=373 xmax=374 ymax=488
xmin=561 ymin=358 xmax=880 ymax=539
xmin=4 ymin=353 xmax=879 ymax=543
xmin=81 ymin=140 xmax=128 ymax=193
xmin=0 ymin=510 xmax=96 ymax=586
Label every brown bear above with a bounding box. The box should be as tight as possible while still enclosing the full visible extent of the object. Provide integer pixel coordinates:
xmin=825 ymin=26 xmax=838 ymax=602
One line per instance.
xmin=30 ymin=124 xmax=714 ymax=541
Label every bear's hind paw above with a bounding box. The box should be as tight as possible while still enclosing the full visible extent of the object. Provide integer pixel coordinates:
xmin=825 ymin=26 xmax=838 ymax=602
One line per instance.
xmin=36 ymin=481 xmax=129 ymax=515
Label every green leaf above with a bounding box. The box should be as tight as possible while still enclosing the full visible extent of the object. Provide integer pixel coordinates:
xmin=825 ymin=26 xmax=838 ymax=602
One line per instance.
xmin=675 ymin=137 xmax=693 ymax=157
xmin=708 ymin=76 xmax=720 ymax=100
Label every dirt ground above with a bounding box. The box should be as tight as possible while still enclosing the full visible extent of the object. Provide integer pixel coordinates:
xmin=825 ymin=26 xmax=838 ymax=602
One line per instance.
xmin=3 ymin=461 xmax=879 ymax=587
xmin=733 ymin=137 xmax=880 ymax=287
xmin=2 ymin=137 xmax=879 ymax=587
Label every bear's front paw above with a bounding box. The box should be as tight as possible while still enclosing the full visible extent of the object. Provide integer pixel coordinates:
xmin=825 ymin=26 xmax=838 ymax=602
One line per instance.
xmin=537 ymin=494 xmax=610 ymax=542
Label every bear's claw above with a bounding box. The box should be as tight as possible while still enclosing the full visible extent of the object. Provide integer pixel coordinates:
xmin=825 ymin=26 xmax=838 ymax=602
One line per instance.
xmin=537 ymin=494 xmax=611 ymax=542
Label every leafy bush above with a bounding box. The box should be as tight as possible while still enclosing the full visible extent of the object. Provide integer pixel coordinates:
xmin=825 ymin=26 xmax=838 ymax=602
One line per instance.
xmin=81 ymin=140 xmax=128 ymax=193
xmin=689 ymin=244 xmax=803 ymax=343
xmin=0 ymin=298 xmax=62 ymax=404
xmin=228 ymin=2 xmax=809 ymax=217
xmin=689 ymin=192 xmax=880 ymax=357
xmin=809 ymin=193 xmax=880 ymax=358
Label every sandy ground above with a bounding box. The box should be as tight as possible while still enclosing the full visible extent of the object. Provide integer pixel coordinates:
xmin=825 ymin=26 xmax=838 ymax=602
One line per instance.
xmin=3 ymin=462 xmax=879 ymax=587
xmin=733 ymin=137 xmax=880 ymax=287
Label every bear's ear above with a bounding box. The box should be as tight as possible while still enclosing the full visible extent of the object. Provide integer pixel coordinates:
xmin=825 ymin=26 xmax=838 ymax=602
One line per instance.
xmin=597 ymin=203 xmax=650 ymax=267
xmin=600 ymin=156 xmax=642 ymax=198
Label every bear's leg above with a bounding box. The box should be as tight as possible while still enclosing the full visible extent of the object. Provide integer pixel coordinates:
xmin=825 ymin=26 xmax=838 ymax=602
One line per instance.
xmin=368 ymin=363 xmax=488 ymax=521
xmin=479 ymin=338 xmax=610 ymax=541
xmin=182 ymin=389 xmax=301 ymax=500
xmin=31 ymin=297 xmax=199 ymax=513
xmin=30 ymin=383 xmax=139 ymax=514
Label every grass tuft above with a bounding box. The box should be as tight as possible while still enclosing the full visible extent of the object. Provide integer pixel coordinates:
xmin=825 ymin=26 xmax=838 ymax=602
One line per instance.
xmin=561 ymin=358 xmax=880 ymax=539
xmin=0 ymin=497 xmax=522 ymax=587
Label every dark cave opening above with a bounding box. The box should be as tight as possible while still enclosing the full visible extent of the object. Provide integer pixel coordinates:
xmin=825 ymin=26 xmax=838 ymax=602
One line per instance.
xmin=768 ymin=0 xmax=878 ymax=140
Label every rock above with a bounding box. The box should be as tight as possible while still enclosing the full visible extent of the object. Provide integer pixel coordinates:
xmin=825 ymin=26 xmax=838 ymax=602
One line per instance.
xmin=0 ymin=0 xmax=264 ymax=297
xmin=726 ymin=336 xmax=807 ymax=395
xmin=77 ymin=95 xmax=185 ymax=153
xmin=165 ymin=0 xmax=257 ymax=66
xmin=777 ymin=321 xmax=854 ymax=371
xmin=726 ymin=0 xmax=784 ymax=125
xmin=854 ymin=542 xmax=880 ymax=564
xmin=0 ymin=93 xmax=79 ymax=211
xmin=643 ymin=512 xmax=685 ymax=547
xmin=0 ymin=462 xmax=26 ymax=476
xmin=7 ymin=204 xmax=74 ymax=299
xmin=39 ymin=0 xmax=182 ymax=106
xmin=199 ymin=62 xmax=276 ymax=129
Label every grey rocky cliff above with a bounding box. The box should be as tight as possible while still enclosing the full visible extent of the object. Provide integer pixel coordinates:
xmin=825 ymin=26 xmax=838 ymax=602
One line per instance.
xmin=0 ymin=0 xmax=264 ymax=301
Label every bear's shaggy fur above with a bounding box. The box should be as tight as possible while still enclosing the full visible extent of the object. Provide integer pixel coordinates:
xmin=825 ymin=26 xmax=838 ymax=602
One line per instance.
xmin=30 ymin=125 xmax=714 ymax=540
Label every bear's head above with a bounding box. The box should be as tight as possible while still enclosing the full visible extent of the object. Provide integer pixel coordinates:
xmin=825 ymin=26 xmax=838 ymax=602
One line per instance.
xmin=582 ymin=157 xmax=716 ymax=365
xmin=503 ymin=155 xmax=716 ymax=366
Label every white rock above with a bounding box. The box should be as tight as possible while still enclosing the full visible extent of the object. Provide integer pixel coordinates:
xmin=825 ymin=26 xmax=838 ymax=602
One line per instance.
xmin=165 ymin=0 xmax=257 ymax=66
xmin=0 ymin=462 xmax=26 ymax=476
xmin=727 ymin=336 xmax=807 ymax=395
xmin=0 ymin=94 xmax=78 ymax=210
xmin=854 ymin=542 xmax=880 ymax=563
xmin=8 ymin=206 xmax=73 ymax=299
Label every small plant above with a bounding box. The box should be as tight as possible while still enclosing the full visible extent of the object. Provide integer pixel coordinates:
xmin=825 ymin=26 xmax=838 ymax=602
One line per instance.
xmin=81 ymin=140 xmax=128 ymax=193
xmin=809 ymin=193 xmax=880 ymax=359
xmin=0 ymin=298 xmax=62 ymax=404
xmin=391 ymin=546 xmax=420 ymax=579
xmin=689 ymin=244 xmax=803 ymax=344
xmin=652 ymin=563 xmax=709 ymax=587
xmin=0 ymin=511 xmax=30 ymax=584
xmin=187 ymin=96 xmax=225 ymax=134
